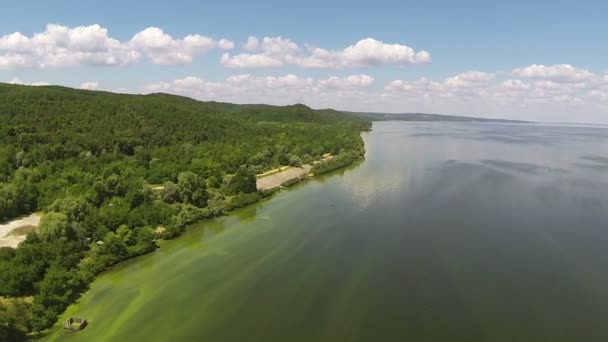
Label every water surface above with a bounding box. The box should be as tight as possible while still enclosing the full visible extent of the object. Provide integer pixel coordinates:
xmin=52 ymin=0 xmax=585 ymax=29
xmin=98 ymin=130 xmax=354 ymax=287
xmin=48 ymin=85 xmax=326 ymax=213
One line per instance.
xmin=46 ymin=122 xmax=608 ymax=341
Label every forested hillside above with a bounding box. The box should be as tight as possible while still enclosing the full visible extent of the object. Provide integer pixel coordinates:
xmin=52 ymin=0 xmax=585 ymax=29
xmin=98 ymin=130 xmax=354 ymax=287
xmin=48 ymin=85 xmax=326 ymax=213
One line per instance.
xmin=0 ymin=83 xmax=370 ymax=339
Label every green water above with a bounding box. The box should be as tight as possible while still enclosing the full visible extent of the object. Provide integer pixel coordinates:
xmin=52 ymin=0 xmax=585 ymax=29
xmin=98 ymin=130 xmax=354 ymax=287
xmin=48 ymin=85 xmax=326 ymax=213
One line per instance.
xmin=45 ymin=122 xmax=608 ymax=342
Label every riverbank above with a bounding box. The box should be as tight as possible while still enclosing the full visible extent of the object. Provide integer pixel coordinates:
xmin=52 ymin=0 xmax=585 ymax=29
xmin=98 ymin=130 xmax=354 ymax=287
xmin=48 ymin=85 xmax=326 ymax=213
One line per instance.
xmin=30 ymin=150 xmax=364 ymax=340
xmin=257 ymin=165 xmax=312 ymax=190
xmin=39 ymin=150 xmax=369 ymax=342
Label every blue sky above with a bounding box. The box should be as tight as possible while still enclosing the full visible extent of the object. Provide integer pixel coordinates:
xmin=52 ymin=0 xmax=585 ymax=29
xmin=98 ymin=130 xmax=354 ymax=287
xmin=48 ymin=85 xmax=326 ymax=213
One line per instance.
xmin=1 ymin=0 xmax=607 ymax=123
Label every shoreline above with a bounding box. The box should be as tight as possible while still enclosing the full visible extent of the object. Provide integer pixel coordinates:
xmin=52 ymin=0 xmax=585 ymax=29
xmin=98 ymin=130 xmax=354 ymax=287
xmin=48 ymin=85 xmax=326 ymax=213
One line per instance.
xmin=35 ymin=151 xmax=365 ymax=339
xmin=256 ymin=165 xmax=312 ymax=190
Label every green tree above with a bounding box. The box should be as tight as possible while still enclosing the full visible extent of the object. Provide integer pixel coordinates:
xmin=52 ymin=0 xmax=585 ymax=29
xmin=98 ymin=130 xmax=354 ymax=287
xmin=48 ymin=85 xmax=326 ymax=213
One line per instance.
xmin=161 ymin=181 xmax=180 ymax=203
xmin=31 ymin=265 xmax=81 ymax=331
xmin=49 ymin=196 xmax=92 ymax=223
xmin=39 ymin=212 xmax=71 ymax=241
xmin=0 ymin=298 xmax=30 ymax=341
xmin=177 ymin=171 xmax=208 ymax=207
xmin=229 ymin=167 xmax=257 ymax=194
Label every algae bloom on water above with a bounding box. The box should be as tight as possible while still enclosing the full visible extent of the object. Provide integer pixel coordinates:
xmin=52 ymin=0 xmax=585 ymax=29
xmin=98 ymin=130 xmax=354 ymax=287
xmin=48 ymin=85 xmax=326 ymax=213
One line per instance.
xmin=44 ymin=122 xmax=608 ymax=342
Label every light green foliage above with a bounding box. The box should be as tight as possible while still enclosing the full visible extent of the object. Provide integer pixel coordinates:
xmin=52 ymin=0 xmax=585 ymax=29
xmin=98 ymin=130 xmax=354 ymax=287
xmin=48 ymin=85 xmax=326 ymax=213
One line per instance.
xmin=0 ymin=297 xmax=31 ymax=341
xmin=39 ymin=212 xmax=71 ymax=241
xmin=177 ymin=171 xmax=208 ymax=207
xmin=288 ymin=154 xmax=303 ymax=167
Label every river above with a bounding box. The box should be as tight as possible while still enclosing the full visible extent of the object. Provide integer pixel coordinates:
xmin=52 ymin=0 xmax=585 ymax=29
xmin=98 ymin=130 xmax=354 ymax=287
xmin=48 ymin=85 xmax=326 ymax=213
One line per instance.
xmin=45 ymin=121 xmax=608 ymax=341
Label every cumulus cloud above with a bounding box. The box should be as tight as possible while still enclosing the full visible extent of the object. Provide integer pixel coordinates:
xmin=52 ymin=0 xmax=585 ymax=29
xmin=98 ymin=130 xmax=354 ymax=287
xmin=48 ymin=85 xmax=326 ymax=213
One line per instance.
xmin=244 ymin=36 xmax=259 ymax=51
xmin=318 ymin=75 xmax=375 ymax=88
xmin=217 ymin=39 xmax=234 ymax=50
xmin=512 ymin=64 xmax=595 ymax=83
xmin=0 ymin=24 xmax=233 ymax=69
xmin=383 ymin=64 xmax=608 ymax=113
xmin=384 ymin=71 xmax=492 ymax=96
xmin=80 ymin=81 xmax=99 ymax=90
xmin=144 ymin=74 xmax=378 ymax=107
xmin=130 ymin=27 xmax=233 ymax=65
xmin=287 ymin=38 xmax=431 ymax=69
xmin=221 ymin=36 xmax=299 ymax=68
xmin=0 ymin=24 xmax=139 ymax=69
xmin=1 ymin=25 xmax=428 ymax=71
xmin=500 ymin=79 xmax=531 ymax=90
xmin=444 ymin=71 xmax=494 ymax=88
xmin=222 ymin=36 xmax=430 ymax=69
xmin=220 ymin=53 xmax=283 ymax=68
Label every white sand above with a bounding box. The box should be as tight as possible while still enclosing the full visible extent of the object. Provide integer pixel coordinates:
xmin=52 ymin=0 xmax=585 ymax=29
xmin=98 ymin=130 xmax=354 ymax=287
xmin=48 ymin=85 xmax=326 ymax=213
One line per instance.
xmin=0 ymin=213 xmax=41 ymax=248
xmin=256 ymin=165 xmax=312 ymax=190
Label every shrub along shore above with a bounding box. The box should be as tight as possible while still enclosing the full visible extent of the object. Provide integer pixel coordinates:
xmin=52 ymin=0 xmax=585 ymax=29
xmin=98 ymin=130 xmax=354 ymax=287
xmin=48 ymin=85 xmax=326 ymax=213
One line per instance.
xmin=0 ymin=83 xmax=370 ymax=340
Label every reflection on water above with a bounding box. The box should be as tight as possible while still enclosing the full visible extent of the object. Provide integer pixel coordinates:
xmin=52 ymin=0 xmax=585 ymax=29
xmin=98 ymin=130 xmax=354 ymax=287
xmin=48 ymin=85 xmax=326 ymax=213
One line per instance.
xmin=47 ymin=121 xmax=608 ymax=342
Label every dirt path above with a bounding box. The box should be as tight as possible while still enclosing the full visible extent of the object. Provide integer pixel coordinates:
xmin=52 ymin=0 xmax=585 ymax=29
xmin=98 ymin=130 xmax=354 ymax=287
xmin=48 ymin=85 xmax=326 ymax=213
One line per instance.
xmin=256 ymin=165 xmax=312 ymax=190
xmin=0 ymin=213 xmax=41 ymax=248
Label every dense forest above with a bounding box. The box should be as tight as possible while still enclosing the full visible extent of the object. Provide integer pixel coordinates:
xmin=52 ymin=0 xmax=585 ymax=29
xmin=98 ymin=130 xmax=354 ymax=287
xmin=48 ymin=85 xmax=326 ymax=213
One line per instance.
xmin=0 ymin=83 xmax=370 ymax=339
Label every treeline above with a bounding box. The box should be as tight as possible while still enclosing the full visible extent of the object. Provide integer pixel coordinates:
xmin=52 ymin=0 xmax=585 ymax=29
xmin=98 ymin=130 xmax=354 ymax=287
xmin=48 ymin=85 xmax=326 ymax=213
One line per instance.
xmin=0 ymin=83 xmax=370 ymax=337
xmin=311 ymin=150 xmax=364 ymax=175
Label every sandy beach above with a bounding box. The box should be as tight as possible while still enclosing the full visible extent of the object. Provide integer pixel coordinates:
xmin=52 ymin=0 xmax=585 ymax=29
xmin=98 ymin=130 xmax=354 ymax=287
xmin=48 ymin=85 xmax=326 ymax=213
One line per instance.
xmin=256 ymin=165 xmax=312 ymax=190
xmin=0 ymin=213 xmax=41 ymax=248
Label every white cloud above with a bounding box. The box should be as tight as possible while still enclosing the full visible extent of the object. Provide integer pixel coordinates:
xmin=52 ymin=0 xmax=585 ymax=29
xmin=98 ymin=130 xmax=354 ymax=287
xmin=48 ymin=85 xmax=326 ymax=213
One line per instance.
xmin=0 ymin=24 xmax=233 ymax=69
xmin=129 ymin=27 xmax=233 ymax=65
xmin=383 ymin=64 xmax=608 ymax=113
xmin=287 ymin=38 xmax=430 ymax=69
xmin=512 ymin=64 xmax=595 ymax=83
xmin=143 ymin=74 xmax=377 ymax=107
xmin=261 ymin=36 xmax=299 ymax=56
xmin=218 ymin=39 xmax=234 ymax=50
xmin=444 ymin=71 xmax=494 ymax=88
xmin=0 ymin=24 xmax=139 ymax=69
xmin=244 ymin=36 xmax=259 ymax=51
xmin=384 ymin=71 xmax=492 ymax=96
xmin=589 ymin=90 xmax=608 ymax=102
xmin=80 ymin=81 xmax=99 ymax=90
xmin=221 ymin=36 xmax=299 ymax=68
xmin=7 ymin=77 xmax=49 ymax=86
xmin=263 ymin=74 xmax=313 ymax=89
xmin=318 ymin=75 xmax=375 ymax=88
xmin=414 ymin=50 xmax=432 ymax=64
xmin=385 ymin=80 xmax=415 ymax=92
xmin=223 ymin=37 xmax=430 ymax=69
xmin=220 ymin=53 xmax=283 ymax=68
xmin=500 ymin=79 xmax=531 ymax=90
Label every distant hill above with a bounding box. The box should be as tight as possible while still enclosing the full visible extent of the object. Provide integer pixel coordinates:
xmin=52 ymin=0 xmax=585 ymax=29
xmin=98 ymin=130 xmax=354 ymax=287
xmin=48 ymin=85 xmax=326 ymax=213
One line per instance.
xmin=343 ymin=111 xmax=532 ymax=123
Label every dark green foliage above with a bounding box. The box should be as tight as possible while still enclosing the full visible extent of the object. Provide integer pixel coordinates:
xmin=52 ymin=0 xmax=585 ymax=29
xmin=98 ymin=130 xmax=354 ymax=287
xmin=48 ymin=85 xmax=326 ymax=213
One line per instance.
xmin=225 ymin=192 xmax=265 ymax=211
xmin=229 ymin=167 xmax=257 ymax=195
xmin=30 ymin=265 xmax=83 ymax=331
xmin=0 ymin=83 xmax=370 ymax=333
xmin=161 ymin=181 xmax=179 ymax=203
